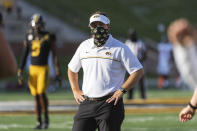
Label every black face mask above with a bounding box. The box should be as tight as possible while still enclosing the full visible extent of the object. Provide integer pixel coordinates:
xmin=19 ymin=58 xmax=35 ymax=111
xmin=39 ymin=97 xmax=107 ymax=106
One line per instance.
xmin=91 ymin=26 xmax=109 ymax=47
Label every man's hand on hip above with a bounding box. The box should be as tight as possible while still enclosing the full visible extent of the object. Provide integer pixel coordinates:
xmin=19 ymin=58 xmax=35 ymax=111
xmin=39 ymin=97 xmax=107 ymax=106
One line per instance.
xmin=73 ymin=89 xmax=85 ymax=104
xmin=106 ymin=89 xmax=124 ymax=105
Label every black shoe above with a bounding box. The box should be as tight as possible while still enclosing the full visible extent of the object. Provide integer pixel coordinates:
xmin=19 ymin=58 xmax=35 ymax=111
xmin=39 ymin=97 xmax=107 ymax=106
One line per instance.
xmin=34 ymin=123 xmax=42 ymax=130
xmin=43 ymin=122 xmax=49 ymax=129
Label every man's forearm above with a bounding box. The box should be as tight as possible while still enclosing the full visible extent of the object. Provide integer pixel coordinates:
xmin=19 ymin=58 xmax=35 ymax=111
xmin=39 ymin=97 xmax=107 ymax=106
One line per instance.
xmin=67 ymin=68 xmax=80 ymax=92
xmin=122 ymin=69 xmax=144 ymax=91
xmin=190 ymin=88 xmax=197 ymax=106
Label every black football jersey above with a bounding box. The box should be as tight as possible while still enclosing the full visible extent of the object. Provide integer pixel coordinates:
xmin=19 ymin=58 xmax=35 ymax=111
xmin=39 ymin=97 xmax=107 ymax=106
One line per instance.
xmin=26 ymin=31 xmax=56 ymax=65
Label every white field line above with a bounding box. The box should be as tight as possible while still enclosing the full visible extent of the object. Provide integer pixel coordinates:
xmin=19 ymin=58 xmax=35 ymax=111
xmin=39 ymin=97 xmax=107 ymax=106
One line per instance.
xmin=125 ymin=116 xmax=155 ymax=122
xmin=122 ymin=127 xmax=197 ymax=131
xmin=0 ymin=122 xmax=72 ymax=129
xmin=125 ymin=115 xmax=181 ymax=123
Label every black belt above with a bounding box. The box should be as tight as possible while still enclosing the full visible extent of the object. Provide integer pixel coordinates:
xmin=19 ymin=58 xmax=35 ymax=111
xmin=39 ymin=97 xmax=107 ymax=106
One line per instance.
xmin=84 ymin=93 xmax=113 ymax=101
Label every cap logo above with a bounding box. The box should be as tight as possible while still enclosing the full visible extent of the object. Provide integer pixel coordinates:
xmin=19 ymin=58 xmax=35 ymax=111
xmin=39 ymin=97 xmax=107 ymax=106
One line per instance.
xmin=93 ymin=15 xmax=99 ymax=18
xmin=89 ymin=14 xmax=110 ymax=25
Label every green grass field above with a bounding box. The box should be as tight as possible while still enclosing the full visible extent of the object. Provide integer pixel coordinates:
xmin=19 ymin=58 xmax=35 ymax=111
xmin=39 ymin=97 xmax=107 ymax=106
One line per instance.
xmin=1 ymin=113 xmax=197 ymax=131
xmin=0 ymin=88 xmax=195 ymax=131
xmin=0 ymin=88 xmax=193 ymax=101
xmin=0 ymin=77 xmax=194 ymax=131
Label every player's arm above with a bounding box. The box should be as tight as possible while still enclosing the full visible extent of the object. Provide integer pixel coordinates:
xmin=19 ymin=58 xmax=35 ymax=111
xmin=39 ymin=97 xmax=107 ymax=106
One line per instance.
xmin=0 ymin=29 xmax=17 ymax=79
xmin=50 ymin=34 xmax=60 ymax=76
xmin=50 ymin=34 xmax=62 ymax=87
xmin=17 ymin=40 xmax=30 ymax=84
xmin=68 ymin=68 xmax=84 ymax=104
xmin=18 ymin=40 xmax=29 ymax=71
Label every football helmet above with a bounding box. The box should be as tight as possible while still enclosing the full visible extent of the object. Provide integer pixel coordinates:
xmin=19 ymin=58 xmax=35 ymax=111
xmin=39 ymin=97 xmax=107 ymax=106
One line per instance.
xmin=30 ymin=13 xmax=45 ymax=31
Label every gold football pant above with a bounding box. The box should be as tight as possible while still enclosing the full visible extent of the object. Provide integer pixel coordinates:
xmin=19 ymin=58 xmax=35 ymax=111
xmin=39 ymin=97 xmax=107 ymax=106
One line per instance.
xmin=28 ymin=65 xmax=49 ymax=96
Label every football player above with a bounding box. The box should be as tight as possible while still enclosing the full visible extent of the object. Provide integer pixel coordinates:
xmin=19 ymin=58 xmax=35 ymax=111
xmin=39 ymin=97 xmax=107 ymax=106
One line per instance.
xmin=17 ymin=13 xmax=61 ymax=129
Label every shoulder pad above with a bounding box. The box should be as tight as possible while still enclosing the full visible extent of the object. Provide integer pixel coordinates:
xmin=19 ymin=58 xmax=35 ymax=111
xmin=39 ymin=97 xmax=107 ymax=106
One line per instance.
xmin=27 ymin=34 xmax=33 ymax=41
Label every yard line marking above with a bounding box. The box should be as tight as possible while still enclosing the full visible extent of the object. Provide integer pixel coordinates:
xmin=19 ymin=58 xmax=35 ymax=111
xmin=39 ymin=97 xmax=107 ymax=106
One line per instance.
xmin=0 ymin=123 xmax=73 ymax=129
xmin=125 ymin=116 xmax=155 ymax=122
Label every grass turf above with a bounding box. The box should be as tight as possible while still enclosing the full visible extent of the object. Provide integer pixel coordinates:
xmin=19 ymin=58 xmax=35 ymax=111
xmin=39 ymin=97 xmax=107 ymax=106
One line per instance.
xmin=0 ymin=88 xmax=193 ymax=101
xmin=0 ymin=113 xmax=197 ymax=131
xmin=0 ymin=90 xmax=74 ymax=101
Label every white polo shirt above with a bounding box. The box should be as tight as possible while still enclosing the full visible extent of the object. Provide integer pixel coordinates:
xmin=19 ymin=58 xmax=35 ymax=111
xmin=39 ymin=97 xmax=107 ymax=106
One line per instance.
xmin=68 ymin=35 xmax=143 ymax=97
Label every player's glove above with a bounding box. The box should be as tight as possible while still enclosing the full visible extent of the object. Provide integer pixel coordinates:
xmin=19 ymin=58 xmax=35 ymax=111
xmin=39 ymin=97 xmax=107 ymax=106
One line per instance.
xmin=17 ymin=69 xmax=23 ymax=85
xmin=55 ymin=75 xmax=62 ymax=87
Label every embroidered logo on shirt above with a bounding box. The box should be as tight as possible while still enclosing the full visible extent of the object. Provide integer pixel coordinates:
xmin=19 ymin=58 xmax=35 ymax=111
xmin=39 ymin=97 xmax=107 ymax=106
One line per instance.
xmin=105 ymin=52 xmax=111 ymax=56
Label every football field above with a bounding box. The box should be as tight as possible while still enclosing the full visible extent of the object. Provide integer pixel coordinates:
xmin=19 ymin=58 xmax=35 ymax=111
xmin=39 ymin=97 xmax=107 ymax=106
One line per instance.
xmin=0 ymin=89 xmax=196 ymax=131
xmin=1 ymin=113 xmax=197 ymax=131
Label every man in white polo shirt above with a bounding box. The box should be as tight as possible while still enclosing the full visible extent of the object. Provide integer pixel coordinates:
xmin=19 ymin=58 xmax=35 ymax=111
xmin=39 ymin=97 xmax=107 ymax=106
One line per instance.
xmin=68 ymin=11 xmax=144 ymax=131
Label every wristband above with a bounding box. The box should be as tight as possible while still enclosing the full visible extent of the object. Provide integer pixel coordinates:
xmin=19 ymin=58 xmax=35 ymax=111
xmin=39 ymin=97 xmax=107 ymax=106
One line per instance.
xmin=119 ymin=87 xmax=127 ymax=94
xmin=189 ymin=102 xmax=197 ymax=110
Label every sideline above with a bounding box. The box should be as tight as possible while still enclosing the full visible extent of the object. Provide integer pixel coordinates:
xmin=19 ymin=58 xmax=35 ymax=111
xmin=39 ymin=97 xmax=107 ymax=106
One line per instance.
xmin=0 ymin=107 xmax=183 ymax=116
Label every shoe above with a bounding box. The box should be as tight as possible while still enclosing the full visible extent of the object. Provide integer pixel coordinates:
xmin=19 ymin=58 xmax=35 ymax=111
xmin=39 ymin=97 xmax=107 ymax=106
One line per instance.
xmin=34 ymin=123 xmax=42 ymax=130
xmin=43 ymin=122 xmax=49 ymax=129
